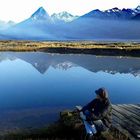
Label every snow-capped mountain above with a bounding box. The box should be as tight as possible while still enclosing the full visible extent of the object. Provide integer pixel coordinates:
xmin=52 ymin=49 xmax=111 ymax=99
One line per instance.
xmin=67 ymin=6 xmax=140 ymax=40
xmin=1 ymin=6 xmax=140 ymax=40
xmin=134 ymin=6 xmax=140 ymax=13
xmin=2 ymin=7 xmax=56 ymax=40
xmin=105 ymin=7 xmax=121 ymax=13
xmin=31 ymin=7 xmax=50 ymax=21
xmin=82 ymin=7 xmax=137 ymax=20
xmin=51 ymin=11 xmax=79 ymax=23
xmin=2 ymin=7 xmax=71 ymax=40
xmin=30 ymin=7 xmax=78 ymax=23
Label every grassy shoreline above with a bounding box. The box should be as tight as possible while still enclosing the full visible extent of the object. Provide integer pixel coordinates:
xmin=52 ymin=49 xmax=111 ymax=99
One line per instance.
xmin=0 ymin=40 xmax=140 ymax=56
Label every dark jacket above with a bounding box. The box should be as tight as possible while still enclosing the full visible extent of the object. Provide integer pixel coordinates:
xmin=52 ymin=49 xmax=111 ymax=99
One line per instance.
xmin=82 ymin=98 xmax=112 ymax=128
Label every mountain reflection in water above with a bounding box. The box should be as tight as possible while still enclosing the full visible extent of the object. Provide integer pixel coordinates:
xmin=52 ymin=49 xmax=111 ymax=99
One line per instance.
xmin=0 ymin=52 xmax=140 ymax=133
xmin=1 ymin=52 xmax=140 ymax=76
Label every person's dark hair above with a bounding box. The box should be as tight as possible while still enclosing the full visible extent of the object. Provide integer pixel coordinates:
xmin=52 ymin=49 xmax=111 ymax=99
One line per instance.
xmin=95 ymin=87 xmax=108 ymax=99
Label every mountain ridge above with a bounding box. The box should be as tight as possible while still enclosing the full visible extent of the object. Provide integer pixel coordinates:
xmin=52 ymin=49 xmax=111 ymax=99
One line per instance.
xmin=81 ymin=7 xmax=139 ymax=20
xmin=1 ymin=6 xmax=140 ymax=40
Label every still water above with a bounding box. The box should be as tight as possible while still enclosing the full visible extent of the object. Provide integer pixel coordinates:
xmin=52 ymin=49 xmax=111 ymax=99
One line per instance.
xmin=0 ymin=52 xmax=140 ymax=131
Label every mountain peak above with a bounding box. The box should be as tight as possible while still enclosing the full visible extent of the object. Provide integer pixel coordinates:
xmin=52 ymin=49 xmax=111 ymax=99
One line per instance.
xmin=135 ymin=6 xmax=140 ymax=13
xmin=31 ymin=7 xmax=50 ymax=20
xmin=105 ymin=7 xmax=121 ymax=13
xmin=51 ymin=11 xmax=79 ymax=22
xmin=37 ymin=7 xmax=46 ymax=13
xmin=136 ymin=6 xmax=140 ymax=10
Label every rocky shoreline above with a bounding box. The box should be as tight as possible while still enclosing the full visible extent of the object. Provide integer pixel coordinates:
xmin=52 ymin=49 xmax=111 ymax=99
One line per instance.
xmin=1 ymin=110 xmax=130 ymax=140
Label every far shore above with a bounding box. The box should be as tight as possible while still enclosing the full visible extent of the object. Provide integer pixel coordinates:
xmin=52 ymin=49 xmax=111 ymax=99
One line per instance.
xmin=1 ymin=40 xmax=140 ymax=57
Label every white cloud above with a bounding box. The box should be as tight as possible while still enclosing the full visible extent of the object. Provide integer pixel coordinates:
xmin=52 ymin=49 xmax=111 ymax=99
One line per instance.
xmin=0 ymin=0 xmax=44 ymax=22
xmin=0 ymin=0 xmax=140 ymax=22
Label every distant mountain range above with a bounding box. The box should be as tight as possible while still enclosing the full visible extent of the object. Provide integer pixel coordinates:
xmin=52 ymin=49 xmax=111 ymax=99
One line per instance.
xmin=0 ymin=20 xmax=15 ymax=30
xmin=82 ymin=6 xmax=140 ymax=20
xmin=1 ymin=6 xmax=140 ymax=40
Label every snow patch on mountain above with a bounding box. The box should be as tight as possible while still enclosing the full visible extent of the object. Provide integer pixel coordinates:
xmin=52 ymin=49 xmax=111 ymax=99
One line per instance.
xmin=105 ymin=7 xmax=121 ymax=13
xmin=134 ymin=6 xmax=140 ymax=13
xmin=51 ymin=11 xmax=79 ymax=22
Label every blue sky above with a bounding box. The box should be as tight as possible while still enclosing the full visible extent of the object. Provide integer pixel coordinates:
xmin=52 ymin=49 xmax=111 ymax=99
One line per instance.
xmin=0 ymin=0 xmax=140 ymax=22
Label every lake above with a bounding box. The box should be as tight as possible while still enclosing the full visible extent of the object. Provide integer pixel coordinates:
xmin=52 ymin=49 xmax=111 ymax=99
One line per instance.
xmin=0 ymin=52 xmax=140 ymax=133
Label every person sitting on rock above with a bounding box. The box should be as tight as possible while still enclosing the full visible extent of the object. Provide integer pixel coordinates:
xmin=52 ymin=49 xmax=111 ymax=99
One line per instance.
xmin=81 ymin=87 xmax=112 ymax=132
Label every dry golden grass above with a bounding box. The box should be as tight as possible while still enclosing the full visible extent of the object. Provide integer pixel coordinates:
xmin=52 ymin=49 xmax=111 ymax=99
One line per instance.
xmin=0 ymin=40 xmax=140 ymax=52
